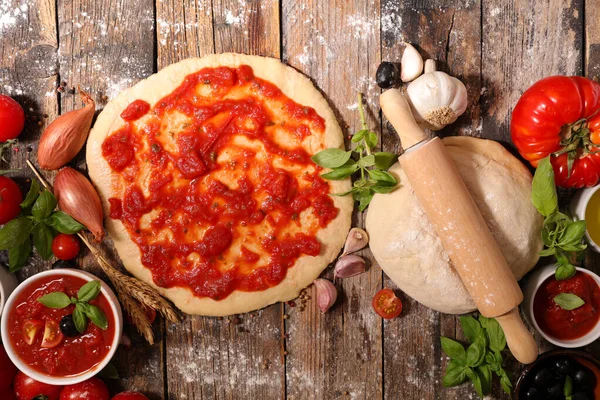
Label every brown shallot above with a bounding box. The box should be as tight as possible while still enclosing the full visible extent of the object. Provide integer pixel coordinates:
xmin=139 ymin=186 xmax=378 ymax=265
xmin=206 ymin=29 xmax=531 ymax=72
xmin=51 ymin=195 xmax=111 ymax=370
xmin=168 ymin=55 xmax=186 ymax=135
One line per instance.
xmin=54 ymin=167 xmax=105 ymax=242
xmin=38 ymin=88 xmax=95 ymax=170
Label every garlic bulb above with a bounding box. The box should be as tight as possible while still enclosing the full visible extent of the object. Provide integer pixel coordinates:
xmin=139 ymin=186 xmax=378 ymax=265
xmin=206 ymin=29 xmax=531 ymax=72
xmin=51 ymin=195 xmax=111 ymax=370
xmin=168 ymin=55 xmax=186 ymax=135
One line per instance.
xmin=405 ymin=62 xmax=468 ymax=131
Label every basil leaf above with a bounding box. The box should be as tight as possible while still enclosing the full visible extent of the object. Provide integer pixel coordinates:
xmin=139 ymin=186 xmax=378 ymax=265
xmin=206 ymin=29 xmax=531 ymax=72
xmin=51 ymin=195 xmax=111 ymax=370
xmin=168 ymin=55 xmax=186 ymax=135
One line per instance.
xmin=85 ymin=304 xmax=108 ymax=330
xmin=32 ymin=223 xmax=54 ymax=260
xmin=373 ymin=152 xmax=399 ymax=170
xmin=38 ymin=292 xmax=71 ymax=308
xmin=466 ymin=341 xmax=486 ymax=367
xmin=441 ymin=337 xmax=466 ymax=361
xmin=531 ymin=157 xmax=558 ymax=217
xmin=480 ymin=317 xmax=506 ymax=353
xmin=476 ymin=364 xmax=492 ymax=396
xmin=465 ymin=367 xmax=483 ymax=398
xmin=32 ymin=190 xmax=57 ymax=220
xmin=553 ymin=293 xmax=585 ymax=310
xmin=372 ymin=184 xmax=397 ymax=194
xmin=357 ymin=154 xmax=375 ymax=167
xmin=459 ymin=316 xmax=484 ymax=344
xmin=78 ymin=280 xmax=102 ymax=302
xmin=98 ymin=362 xmax=119 ymax=379
xmin=353 ymin=188 xmax=374 ymax=212
xmin=20 ymin=179 xmax=40 ymax=209
xmin=365 ymin=131 xmax=378 ymax=149
xmin=564 ymin=375 xmax=573 ymax=397
xmin=46 ymin=211 xmax=85 ymax=234
xmin=499 ymin=370 xmax=513 ymax=395
xmin=351 ymin=129 xmax=368 ymax=143
xmin=73 ymin=304 xmax=88 ymax=333
xmin=0 ymin=217 xmax=33 ymax=250
xmin=442 ymin=359 xmax=467 ymax=387
xmin=555 ymin=262 xmax=576 ymax=281
xmin=320 ymin=163 xmax=359 ymax=180
xmin=311 ymin=149 xmax=352 ymax=168
xmin=539 ymin=248 xmax=556 ymax=257
xmin=8 ymin=239 xmax=31 ymax=272
xmin=367 ymin=169 xmax=397 ymax=185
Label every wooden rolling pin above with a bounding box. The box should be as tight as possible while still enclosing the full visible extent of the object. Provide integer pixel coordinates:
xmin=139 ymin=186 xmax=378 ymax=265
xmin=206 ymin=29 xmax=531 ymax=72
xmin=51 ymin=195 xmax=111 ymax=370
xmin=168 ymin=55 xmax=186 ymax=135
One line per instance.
xmin=380 ymin=89 xmax=538 ymax=364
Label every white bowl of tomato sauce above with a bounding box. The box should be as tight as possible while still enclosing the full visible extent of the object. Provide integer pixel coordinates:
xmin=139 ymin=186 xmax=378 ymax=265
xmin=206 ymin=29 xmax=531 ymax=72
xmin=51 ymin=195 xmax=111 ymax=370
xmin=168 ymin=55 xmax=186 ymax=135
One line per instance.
xmin=0 ymin=269 xmax=123 ymax=385
xmin=523 ymin=264 xmax=600 ymax=348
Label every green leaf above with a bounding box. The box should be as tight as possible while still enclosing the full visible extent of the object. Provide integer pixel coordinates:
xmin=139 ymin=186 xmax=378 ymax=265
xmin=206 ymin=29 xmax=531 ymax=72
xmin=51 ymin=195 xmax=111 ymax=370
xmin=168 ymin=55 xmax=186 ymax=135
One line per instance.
xmin=20 ymin=179 xmax=40 ymax=209
xmin=73 ymin=304 xmax=88 ymax=333
xmin=367 ymin=169 xmax=397 ymax=185
xmin=0 ymin=217 xmax=34 ymax=250
xmin=459 ymin=316 xmax=484 ymax=344
xmin=465 ymin=367 xmax=483 ymax=398
xmin=564 ymin=375 xmax=573 ymax=397
xmin=311 ymin=149 xmax=352 ymax=168
xmin=365 ymin=131 xmax=378 ymax=149
xmin=32 ymin=190 xmax=57 ymax=221
xmin=555 ymin=262 xmax=576 ymax=281
xmin=38 ymin=292 xmax=71 ymax=308
xmin=479 ymin=316 xmax=506 ymax=353
xmin=539 ymin=247 xmax=556 ymax=257
xmin=373 ymin=152 xmax=399 ymax=170
xmin=357 ymin=154 xmax=375 ymax=167
xmin=499 ymin=370 xmax=513 ymax=395
xmin=531 ymin=157 xmax=558 ymax=217
xmin=559 ymin=220 xmax=587 ymax=246
xmin=353 ymin=188 xmax=374 ymax=212
xmin=476 ymin=365 xmax=492 ymax=396
xmin=442 ymin=359 xmax=467 ymax=387
xmin=85 ymin=304 xmax=108 ymax=330
xmin=351 ymin=129 xmax=368 ymax=143
xmin=320 ymin=163 xmax=359 ymax=180
xmin=78 ymin=281 xmax=102 ymax=302
xmin=553 ymin=293 xmax=585 ymax=310
xmin=441 ymin=337 xmax=466 ymax=361
xmin=32 ymin=223 xmax=54 ymax=260
xmin=466 ymin=341 xmax=486 ymax=367
xmin=46 ymin=211 xmax=85 ymax=234
xmin=8 ymin=239 xmax=31 ymax=272
xmin=372 ymin=184 xmax=397 ymax=194
xmin=98 ymin=362 xmax=119 ymax=379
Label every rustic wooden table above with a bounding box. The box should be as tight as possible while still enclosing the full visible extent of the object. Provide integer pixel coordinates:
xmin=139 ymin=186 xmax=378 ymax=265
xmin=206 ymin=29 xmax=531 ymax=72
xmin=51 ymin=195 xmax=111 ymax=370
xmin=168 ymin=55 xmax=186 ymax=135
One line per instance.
xmin=2 ymin=0 xmax=600 ymax=398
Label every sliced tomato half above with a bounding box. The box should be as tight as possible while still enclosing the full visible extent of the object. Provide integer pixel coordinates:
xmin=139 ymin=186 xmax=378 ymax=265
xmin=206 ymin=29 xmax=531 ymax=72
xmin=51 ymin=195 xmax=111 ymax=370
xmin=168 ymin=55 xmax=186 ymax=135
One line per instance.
xmin=22 ymin=320 xmax=44 ymax=345
xmin=41 ymin=320 xmax=64 ymax=349
xmin=372 ymin=288 xmax=403 ymax=319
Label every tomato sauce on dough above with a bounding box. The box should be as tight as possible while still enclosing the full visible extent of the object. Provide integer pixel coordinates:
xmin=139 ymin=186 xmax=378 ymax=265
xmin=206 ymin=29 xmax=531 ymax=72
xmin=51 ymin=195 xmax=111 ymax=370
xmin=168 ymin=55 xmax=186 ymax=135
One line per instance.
xmin=102 ymin=65 xmax=339 ymax=300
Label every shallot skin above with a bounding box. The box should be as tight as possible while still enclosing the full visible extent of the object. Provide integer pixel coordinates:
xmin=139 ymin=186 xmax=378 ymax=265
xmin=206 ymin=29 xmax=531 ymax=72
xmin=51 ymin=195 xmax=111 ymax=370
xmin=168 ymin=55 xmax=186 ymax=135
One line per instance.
xmin=54 ymin=167 xmax=105 ymax=242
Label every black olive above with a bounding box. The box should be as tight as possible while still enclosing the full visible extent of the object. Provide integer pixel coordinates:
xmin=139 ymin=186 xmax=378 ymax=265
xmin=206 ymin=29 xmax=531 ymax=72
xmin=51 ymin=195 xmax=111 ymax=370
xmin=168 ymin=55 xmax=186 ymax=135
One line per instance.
xmin=553 ymin=357 xmax=576 ymax=376
xmin=572 ymin=392 xmax=593 ymax=400
xmin=60 ymin=315 xmax=80 ymax=337
xmin=573 ymin=366 xmax=596 ymax=390
xmin=534 ymin=367 xmax=557 ymax=388
xmin=546 ymin=382 xmax=564 ymax=400
xmin=375 ymin=62 xmax=400 ymax=89
xmin=524 ymin=386 xmax=542 ymax=400
xmin=52 ymin=260 xmax=76 ymax=269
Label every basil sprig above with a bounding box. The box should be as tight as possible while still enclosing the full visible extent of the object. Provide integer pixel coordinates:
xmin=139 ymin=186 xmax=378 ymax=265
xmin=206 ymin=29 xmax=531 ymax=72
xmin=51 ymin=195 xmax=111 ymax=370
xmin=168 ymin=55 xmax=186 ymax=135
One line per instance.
xmin=553 ymin=293 xmax=585 ymax=310
xmin=0 ymin=179 xmax=85 ymax=272
xmin=311 ymin=93 xmax=399 ymax=211
xmin=38 ymin=280 xmax=108 ymax=333
xmin=531 ymin=157 xmax=587 ymax=280
xmin=441 ymin=315 xmax=512 ymax=398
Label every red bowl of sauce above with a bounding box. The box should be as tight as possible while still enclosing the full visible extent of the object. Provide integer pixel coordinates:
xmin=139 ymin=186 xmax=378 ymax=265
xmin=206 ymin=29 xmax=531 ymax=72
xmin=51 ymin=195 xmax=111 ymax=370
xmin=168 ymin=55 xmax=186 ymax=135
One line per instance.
xmin=524 ymin=265 xmax=600 ymax=347
xmin=0 ymin=269 xmax=123 ymax=385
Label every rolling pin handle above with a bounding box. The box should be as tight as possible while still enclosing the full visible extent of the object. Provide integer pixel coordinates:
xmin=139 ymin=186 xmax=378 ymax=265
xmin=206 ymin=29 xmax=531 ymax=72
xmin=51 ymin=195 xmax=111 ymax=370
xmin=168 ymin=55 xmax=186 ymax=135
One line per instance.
xmin=495 ymin=308 xmax=538 ymax=364
xmin=380 ymin=89 xmax=427 ymax=149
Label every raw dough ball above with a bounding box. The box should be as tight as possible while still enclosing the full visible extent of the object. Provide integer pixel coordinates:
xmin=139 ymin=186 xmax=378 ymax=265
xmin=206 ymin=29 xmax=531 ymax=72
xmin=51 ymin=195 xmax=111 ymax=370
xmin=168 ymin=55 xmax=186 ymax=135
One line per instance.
xmin=366 ymin=136 xmax=543 ymax=314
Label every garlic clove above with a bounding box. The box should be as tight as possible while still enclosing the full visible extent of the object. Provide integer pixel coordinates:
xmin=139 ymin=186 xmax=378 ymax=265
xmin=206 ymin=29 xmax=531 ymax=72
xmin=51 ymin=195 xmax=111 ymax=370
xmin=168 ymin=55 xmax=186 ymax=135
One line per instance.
xmin=400 ymin=43 xmax=424 ymax=82
xmin=424 ymin=59 xmax=437 ymax=74
xmin=334 ymin=254 xmax=367 ymax=279
xmin=342 ymin=227 xmax=369 ymax=255
xmin=313 ymin=278 xmax=337 ymax=313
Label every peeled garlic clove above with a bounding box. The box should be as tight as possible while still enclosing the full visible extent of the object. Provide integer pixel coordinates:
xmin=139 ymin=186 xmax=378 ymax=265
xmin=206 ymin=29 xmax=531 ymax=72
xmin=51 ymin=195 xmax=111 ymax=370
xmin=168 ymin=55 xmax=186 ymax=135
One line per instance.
xmin=424 ymin=59 xmax=437 ymax=74
xmin=38 ymin=88 xmax=95 ymax=170
xmin=400 ymin=43 xmax=423 ymax=82
xmin=54 ymin=167 xmax=105 ymax=242
xmin=314 ymin=279 xmax=337 ymax=313
xmin=334 ymin=254 xmax=366 ymax=278
xmin=342 ymin=227 xmax=369 ymax=255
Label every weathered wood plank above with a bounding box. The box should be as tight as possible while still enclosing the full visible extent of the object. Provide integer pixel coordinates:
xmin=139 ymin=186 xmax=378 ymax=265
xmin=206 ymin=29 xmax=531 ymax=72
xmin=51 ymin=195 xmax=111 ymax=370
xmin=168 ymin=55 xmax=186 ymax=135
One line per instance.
xmin=380 ymin=1 xmax=482 ymax=399
xmin=158 ymin=1 xmax=285 ymax=399
xmin=282 ymin=1 xmax=382 ymax=398
xmin=56 ymin=0 xmax=162 ymax=397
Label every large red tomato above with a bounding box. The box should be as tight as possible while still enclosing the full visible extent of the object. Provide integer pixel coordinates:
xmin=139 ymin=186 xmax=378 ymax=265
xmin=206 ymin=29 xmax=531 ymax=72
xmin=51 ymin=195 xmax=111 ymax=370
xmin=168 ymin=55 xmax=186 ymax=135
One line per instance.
xmin=0 ymin=95 xmax=25 ymax=141
xmin=511 ymin=75 xmax=600 ymax=188
xmin=13 ymin=372 xmax=62 ymax=400
xmin=0 ymin=343 xmax=17 ymax=391
xmin=59 ymin=378 xmax=110 ymax=400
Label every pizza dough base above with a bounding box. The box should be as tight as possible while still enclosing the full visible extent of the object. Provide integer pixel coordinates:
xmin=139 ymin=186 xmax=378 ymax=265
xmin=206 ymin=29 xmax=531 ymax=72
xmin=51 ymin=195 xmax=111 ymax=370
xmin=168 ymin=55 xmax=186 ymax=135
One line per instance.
xmin=366 ymin=136 xmax=543 ymax=315
xmin=86 ymin=54 xmax=353 ymax=316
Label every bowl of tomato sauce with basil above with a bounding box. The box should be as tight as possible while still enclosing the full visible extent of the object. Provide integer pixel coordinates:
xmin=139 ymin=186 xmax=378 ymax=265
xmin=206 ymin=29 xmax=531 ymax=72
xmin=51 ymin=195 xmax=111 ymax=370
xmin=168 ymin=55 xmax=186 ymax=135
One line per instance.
xmin=0 ymin=269 xmax=123 ymax=385
xmin=524 ymin=264 xmax=600 ymax=347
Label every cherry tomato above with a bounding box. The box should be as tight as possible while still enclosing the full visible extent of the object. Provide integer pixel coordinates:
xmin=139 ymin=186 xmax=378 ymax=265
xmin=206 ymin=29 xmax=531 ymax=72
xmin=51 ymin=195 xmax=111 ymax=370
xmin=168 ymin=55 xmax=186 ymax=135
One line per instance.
xmin=41 ymin=319 xmax=64 ymax=349
xmin=0 ymin=95 xmax=25 ymax=141
xmin=59 ymin=378 xmax=110 ymax=400
xmin=22 ymin=319 xmax=44 ymax=345
xmin=511 ymin=76 xmax=600 ymax=188
xmin=372 ymin=288 xmax=403 ymax=319
xmin=52 ymin=234 xmax=80 ymax=260
xmin=14 ymin=371 xmax=62 ymax=400
xmin=0 ymin=343 xmax=17 ymax=391
xmin=0 ymin=176 xmax=22 ymax=224
xmin=111 ymin=392 xmax=150 ymax=400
